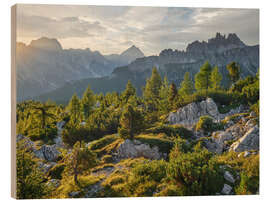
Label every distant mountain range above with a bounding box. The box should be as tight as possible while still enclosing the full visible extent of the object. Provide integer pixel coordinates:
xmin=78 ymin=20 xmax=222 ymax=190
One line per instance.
xmin=19 ymin=33 xmax=259 ymax=104
xmin=16 ymin=37 xmax=144 ymax=101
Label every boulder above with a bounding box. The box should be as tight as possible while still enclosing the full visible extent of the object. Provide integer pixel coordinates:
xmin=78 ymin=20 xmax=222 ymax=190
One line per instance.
xmin=224 ymin=171 xmax=235 ymax=184
xmin=16 ymin=134 xmax=34 ymax=150
xmin=38 ymin=162 xmax=57 ymax=174
xmin=203 ymin=139 xmax=223 ymax=154
xmin=116 ymin=139 xmax=163 ymax=160
xmin=34 ymin=144 xmax=60 ymax=161
xmin=230 ymin=126 xmax=259 ymax=152
xmin=221 ymin=184 xmax=232 ymax=195
xmin=46 ymin=179 xmax=60 ymax=188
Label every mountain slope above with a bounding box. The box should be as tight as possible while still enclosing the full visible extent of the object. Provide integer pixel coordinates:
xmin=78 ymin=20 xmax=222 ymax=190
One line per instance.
xmin=16 ymin=38 xmax=145 ymax=101
xmin=36 ymin=33 xmax=259 ymax=104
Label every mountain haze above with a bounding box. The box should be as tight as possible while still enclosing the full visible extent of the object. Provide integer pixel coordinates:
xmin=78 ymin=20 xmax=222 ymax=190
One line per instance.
xmin=36 ymin=33 xmax=259 ymax=104
xmin=16 ymin=38 xmax=145 ymax=101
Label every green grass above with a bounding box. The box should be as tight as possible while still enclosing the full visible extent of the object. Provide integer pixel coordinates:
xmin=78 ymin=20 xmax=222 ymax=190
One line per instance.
xmin=135 ymin=134 xmax=174 ymax=154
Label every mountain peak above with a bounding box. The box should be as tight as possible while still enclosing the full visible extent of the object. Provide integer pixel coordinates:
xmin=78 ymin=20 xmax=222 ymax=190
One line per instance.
xmin=120 ymin=45 xmax=144 ymax=58
xmin=29 ymin=37 xmax=63 ymax=51
xmin=186 ymin=32 xmax=246 ymax=54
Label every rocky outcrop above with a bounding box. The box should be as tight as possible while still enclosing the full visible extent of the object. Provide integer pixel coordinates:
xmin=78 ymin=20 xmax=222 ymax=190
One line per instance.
xmin=34 ymin=144 xmax=60 ymax=162
xmin=168 ymin=98 xmax=247 ymax=128
xmin=116 ymin=139 xmax=164 ymax=160
xmin=230 ymin=125 xmax=259 ymax=152
xmin=38 ymin=162 xmax=57 ymax=174
xmin=168 ymin=98 xmax=219 ymax=127
xmin=16 ymin=134 xmax=34 ymax=150
xmin=224 ymin=171 xmax=235 ymax=184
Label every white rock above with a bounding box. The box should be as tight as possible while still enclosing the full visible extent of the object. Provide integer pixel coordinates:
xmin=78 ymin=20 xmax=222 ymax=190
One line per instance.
xmin=221 ymin=184 xmax=232 ymax=195
xmin=224 ymin=171 xmax=235 ymax=184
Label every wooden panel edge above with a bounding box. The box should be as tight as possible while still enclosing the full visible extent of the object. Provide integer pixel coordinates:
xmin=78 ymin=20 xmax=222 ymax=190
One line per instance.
xmin=11 ymin=4 xmax=17 ymax=199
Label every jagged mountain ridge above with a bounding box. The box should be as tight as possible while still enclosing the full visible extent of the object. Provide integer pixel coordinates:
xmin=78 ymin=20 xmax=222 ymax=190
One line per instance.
xmin=16 ymin=37 xmax=145 ymax=101
xmin=36 ymin=33 xmax=259 ymax=104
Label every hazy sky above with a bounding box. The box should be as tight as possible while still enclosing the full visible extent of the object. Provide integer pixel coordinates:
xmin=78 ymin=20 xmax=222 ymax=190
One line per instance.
xmin=16 ymin=4 xmax=259 ymax=56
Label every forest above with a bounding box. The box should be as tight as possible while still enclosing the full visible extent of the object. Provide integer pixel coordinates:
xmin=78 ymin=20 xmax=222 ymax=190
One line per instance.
xmin=16 ymin=61 xmax=259 ymax=198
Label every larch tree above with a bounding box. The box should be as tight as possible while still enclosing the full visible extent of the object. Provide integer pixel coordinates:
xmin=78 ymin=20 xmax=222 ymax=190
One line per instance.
xmin=179 ymin=72 xmax=194 ymax=96
xmin=227 ymin=62 xmax=240 ymax=84
xmin=68 ymin=93 xmax=81 ymax=126
xmin=210 ymin=66 xmax=223 ymax=90
xmin=168 ymin=82 xmax=178 ymax=110
xmin=195 ymin=61 xmax=212 ymax=93
xmin=122 ymin=80 xmax=136 ymax=103
xmin=81 ymin=85 xmax=95 ymax=120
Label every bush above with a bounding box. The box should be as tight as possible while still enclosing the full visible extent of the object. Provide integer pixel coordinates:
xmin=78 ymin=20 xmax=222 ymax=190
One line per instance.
xmin=145 ymin=124 xmax=193 ymax=140
xmin=101 ymin=155 xmax=114 ymax=163
xmin=48 ymin=163 xmax=66 ymax=179
xmin=88 ymin=134 xmax=118 ymax=151
xmin=126 ymin=160 xmax=168 ymax=196
xmin=250 ymin=100 xmax=259 ymax=117
xmin=167 ymin=144 xmax=224 ymax=195
xmin=196 ymin=116 xmax=215 ymax=134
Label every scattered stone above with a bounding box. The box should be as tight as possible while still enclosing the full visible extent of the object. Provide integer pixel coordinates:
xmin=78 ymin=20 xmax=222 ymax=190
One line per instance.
xmin=116 ymin=139 xmax=163 ymax=160
xmin=34 ymin=144 xmax=60 ymax=161
xmin=46 ymin=179 xmax=60 ymax=188
xmin=69 ymin=191 xmax=81 ymax=198
xmin=224 ymin=171 xmax=235 ymax=184
xmin=221 ymin=184 xmax=232 ymax=195
xmin=250 ymin=111 xmax=256 ymax=117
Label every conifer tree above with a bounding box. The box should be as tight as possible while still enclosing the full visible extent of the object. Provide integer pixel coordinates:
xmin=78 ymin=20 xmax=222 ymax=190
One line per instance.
xmin=144 ymin=67 xmax=162 ymax=100
xmin=118 ymin=104 xmax=144 ymax=139
xmin=168 ymin=82 xmax=178 ymax=110
xmin=195 ymin=61 xmax=212 ymax=92
xmin=68 ymin=93 xmax=81 ymax=125
xmin=143 ymin=67 xmax=162 ymax=111
xmin=179 ymin=72 xmax=194 ymax=96
xmin=159 ymin=76 xmax=170 ymax=114
xmin=122 ymin=80 xmax=136 ymax=103
xmin=227 ymin=62 xmax=240 ymax=84
xmin=67 ymin=141 xmax=98 ymax=184
xmin=210 ymin=66 xmax=222 ymax=90
xmin=81 ymin=85 xmax=95 ymax=120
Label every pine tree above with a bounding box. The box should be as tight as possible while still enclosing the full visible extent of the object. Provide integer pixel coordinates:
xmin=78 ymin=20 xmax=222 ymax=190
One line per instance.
xmin=67 ymin=141 xmax=98 ymax=184
xmin=144 ymin=67 xmax=162 ymax=100
xmin=195 ymin=61 xmax=212 ymax=92
xmin=210 ymin=66 xmax=222 ymax=90
xmin=143 ymin=67 xmax=162 ymax=111
xmin=169 ymin=82 xmax=178 ymax=110
xmin=68 ymin=93 xmax=81 ymax=125
xmin=122 ymin=80 xmax=136 ymax=103
xmin=81 ymin=85 xmax=95 ymax=120
xmin=159 ymin=76 xmax=170 ymax=114
xmin=179 ymin=72 xmax=194 ymax=96
xmin=227 ymin=62 xmax=240 ymax=84
xmin=118 ymin=104 xmax=144 ymax=139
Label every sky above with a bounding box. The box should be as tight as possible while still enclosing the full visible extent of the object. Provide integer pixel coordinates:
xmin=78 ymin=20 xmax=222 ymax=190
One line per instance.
xmin=16 ymin=4 xmax=259 ymax=56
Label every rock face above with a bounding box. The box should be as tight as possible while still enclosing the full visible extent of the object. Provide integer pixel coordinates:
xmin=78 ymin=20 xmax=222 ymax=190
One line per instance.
xmin=34 ymin=145 xmax=60 ymax=162
xmin=168 ymin=98 xmax=219 ymax=127
xmin=230 ymin=126 xmax=259 ymax=152
xmin=116 ymin=139 xmax=163 ymax=160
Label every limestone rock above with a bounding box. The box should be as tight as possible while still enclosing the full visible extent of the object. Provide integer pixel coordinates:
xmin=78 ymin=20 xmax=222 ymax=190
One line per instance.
xmin=116 ymin=139 xmax=163 ymax=160
xmin=38 ymin=162 xmax=57 ymax=174
xmin=230 ymin=126 xmax=259 ymax=152
xmin=69 ymin=191 xmax=81 ymax=198
xmin=224 ymin=171 xmax=235 ymax=184
xmin=46 ymin=179 xmax=60 ymax=188
xmin=168 ymin=98 xmax=219 ymax=127
xmin=34 ymin=144 xmax=60 ymax=161
xmin=221 ymin=184 xmax=232 ymax=195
